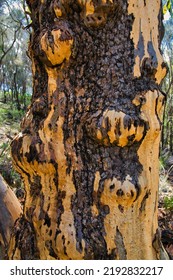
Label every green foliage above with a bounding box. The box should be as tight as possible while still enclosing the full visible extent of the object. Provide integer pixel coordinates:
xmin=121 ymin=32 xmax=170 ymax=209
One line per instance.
xmin=164 ymin=196 xmax=173 ymax=210
xmin=0 ymin=107 xmax=22 ymax=124
xmin=0 ymin=0 xmax=32 ymax=111
xmin=163 ymin=0 xmax=173 ymax=16
xmin=161 ymin=0 xmax=173 ymax=152
xmin=0 ymin=1 xmax=31 ymax=190
xmin=0 ymin=142 xmax=8 ymax=151
xmin=0 ymin=151 xmax=21 ymax=188
xmin=0 ymin=98 xmax=31 ymax=127
xmin=160 ymin=153 xmax=167 ymax=167
xmin=0 ymin=100 xmax=23 ymax=188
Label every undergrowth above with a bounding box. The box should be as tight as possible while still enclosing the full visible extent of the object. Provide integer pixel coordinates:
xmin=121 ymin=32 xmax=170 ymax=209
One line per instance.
xmin=0 ymin=94 xmax=31 ymax=188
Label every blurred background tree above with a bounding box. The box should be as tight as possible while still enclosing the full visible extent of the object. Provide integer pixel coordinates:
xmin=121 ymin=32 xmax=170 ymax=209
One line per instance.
xmin=161 ymin=0 xmax=173 ymax=154
xmin=0 ymin=0 xmax=31 ymax=188
xmin=0 ymin=0 xmax=32 ymax=110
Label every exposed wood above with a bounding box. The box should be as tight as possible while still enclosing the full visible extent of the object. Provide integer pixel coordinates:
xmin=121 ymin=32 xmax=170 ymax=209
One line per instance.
xmin=0 ymin=175 xmax=22 ymax=259
xmin=9 ymin=0 xmax=168 ymax=259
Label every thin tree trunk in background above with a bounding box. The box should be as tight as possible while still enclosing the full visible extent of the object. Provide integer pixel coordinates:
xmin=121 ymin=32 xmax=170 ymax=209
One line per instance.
xmin=9 ymin=0 xmax=168 ymax=259
xmin=2 ymin=74 xmax=7 ymax=103
xmin=161 ymin=103 xmax=166 ymax=150
xmin=170 ymin=117 xmax=173 ymax=153
xmin=13 ymin=68 xmax=21 ymax=111
xmin=22 ymin=80 xmax=27 ymax=110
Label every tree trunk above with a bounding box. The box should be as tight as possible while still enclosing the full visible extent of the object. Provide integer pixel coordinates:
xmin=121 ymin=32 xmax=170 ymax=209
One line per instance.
xmin=0 ymin=175 xmax=22 ymax=259
xmin=9 ymin=0 xmax=168 ymax=260
xmin=13 ymin=68 xmax=21 ymax=111
xmin=22 ymin=80 xmax=27 ymax=110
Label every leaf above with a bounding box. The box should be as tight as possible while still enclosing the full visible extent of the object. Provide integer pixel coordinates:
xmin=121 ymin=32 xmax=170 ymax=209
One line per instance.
xmin=164 ymin=196 xmax=173 ymax=210
xmin=163 ymin=4 xmax=168 ymax=14
xmin=163 ymin=0 xmax=173 ymax=17
xmin=167 ymin=0 xmax=171 ymax=10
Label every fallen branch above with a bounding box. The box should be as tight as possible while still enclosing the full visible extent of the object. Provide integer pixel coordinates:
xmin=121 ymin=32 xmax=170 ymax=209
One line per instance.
xmin=0 ymin=174 xmax=22 ymax=259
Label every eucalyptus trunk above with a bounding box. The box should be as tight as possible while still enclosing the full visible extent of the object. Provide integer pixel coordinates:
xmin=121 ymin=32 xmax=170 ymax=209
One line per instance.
xmin=9 ymin=0 xmax=168 ymax=260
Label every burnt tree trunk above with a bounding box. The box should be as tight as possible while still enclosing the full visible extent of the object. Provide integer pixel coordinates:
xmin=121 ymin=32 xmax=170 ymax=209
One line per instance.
xmin=0 ymin=175 xmax=22 ymax=259
xmin=9 ymin=0 xmax=168 ymax=260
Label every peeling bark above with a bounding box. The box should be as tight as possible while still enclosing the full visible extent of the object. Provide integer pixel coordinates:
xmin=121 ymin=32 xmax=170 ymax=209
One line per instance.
xmin=9 ymin=0 xmax=168 ymax=259
xmin=0 ymin=175 xmax=22 ymax=259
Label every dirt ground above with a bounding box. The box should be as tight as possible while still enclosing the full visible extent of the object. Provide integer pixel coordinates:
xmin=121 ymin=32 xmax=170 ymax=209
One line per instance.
xmin=159 ymin=176 xmax=173 ymax=259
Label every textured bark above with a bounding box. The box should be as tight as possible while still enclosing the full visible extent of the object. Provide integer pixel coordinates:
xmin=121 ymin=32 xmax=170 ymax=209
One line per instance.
xmin=0 ymin=175 xmax=22 ymax=259
xmin=9 ymin=0 xmax=168 ymax=259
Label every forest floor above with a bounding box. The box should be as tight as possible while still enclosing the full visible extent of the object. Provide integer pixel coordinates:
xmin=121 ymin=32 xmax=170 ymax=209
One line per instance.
xmin=159 ymin=168 xmax=173 ymax=258
xmin=0 ymin=99 xmax=173 ymax=259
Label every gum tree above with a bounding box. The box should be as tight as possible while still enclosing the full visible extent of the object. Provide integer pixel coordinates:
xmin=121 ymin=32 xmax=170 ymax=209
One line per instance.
xmin=9 ymin=0 xmax=168 ymax=259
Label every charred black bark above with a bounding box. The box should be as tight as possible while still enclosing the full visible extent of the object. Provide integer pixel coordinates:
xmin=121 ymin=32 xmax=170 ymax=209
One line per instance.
xmin=9 ymin=0 xmax=167 ymax=260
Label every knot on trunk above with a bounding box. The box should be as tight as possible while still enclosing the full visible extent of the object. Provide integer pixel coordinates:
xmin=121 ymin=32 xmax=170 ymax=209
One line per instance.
xmin=39 ymin=23 xmax=73 ymax=67
xmin=85 ymin=109 xmax=146 ymax=147
xmin=78 ymin=0 xmax=122 ymax=27
xmin=101 ymin=176 xmax=138 ymax=208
